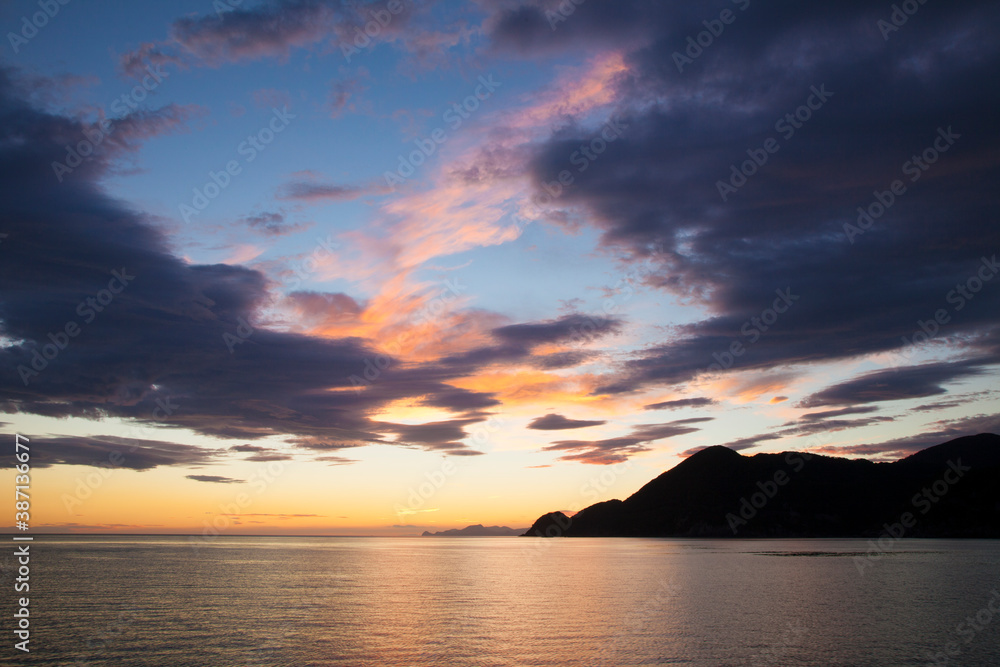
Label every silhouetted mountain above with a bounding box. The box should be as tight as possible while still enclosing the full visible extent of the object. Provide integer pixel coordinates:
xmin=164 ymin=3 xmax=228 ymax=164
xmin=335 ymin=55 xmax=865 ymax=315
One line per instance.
xmin=422 ymin=524 xmax=526 ymax=537
xmin=523 ymin=434 xmax=1000 ymax=538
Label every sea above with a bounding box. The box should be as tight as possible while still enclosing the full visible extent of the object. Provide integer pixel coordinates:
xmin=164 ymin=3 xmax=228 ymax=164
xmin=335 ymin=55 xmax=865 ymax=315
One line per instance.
xmin=1 ymin=536 xmax=998 ymax=666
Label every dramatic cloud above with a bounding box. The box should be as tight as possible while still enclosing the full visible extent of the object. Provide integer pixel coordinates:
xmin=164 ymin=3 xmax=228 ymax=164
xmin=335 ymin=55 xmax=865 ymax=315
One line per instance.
xmin=228 ymin=444 xmax=293 ymax=462
xmin=169 ymin=1 xmax=353 ymax=66
xmin=6 ymin=0 xmax=1000 ymax=490
xmin=544 ymin=417 xmax=713 ymax=465
xmin=101 ymin=104 xmax=207 ymax=150
xmin=373 ymin=418 xmax=490 ymax=455
xmin=242 ymin=212 xmax=311 ymax=236
xmin=910 ymin=401 xmax=963 ymax=413
xmin=315 ymin=455 xmax=357 ymax=466
xmin=186 ymin=475 xmax=244 ymax=484
xmin=118 ymin=42 xmax=186 ymax=80
xmin=26 ymin=436 xmax=219 ymax=471
xmin=437 ymin=314 xmax=622 ymax=370
xmin=117 ymin=0 xmax=433 ymax=71
xmin=493 ymin=314 xmax=621 ymax=347
xmin=644 ymin=397 xmax=716 ymax=411
xmin=276 ymin=180 xmax=367 ymax=202
xmin=0 ymin=69 xmax=498 ymax=461
xmin=796 ymin=406 xmax=881 ymax=421
xmin=485 ymin=0 xmax=1000 ymax=397
xmin=527 ymin=413 xmax=606 ymax=430
xmin=800 ymin=361 xmax=986 ymax=408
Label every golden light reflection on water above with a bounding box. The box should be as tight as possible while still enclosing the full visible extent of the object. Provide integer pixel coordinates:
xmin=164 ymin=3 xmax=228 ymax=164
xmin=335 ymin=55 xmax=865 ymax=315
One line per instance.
xmin=7 ymin=536 xmax=1000 ymax=666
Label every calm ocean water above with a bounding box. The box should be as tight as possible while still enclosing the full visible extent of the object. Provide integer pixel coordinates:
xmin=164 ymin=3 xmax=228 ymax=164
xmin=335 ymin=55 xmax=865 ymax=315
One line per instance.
xmin=1 ymin=536 xmax=998 ymax=666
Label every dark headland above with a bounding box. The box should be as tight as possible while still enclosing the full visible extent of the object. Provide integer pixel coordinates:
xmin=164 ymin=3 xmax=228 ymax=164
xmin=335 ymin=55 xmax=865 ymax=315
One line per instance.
xmin=523 ymin=433 xmax=1000 ymax=538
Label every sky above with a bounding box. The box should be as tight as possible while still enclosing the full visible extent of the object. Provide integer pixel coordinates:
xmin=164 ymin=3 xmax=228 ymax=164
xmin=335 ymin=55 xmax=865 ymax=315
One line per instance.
xmin=1 ymin=0 xmax=998 ymax=536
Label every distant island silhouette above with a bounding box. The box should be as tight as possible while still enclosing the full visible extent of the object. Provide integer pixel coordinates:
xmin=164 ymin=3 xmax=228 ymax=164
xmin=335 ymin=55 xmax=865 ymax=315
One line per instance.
xmin=423 ymin=524 xmax=527 ymax=537
xmin=523 ymin=433 xmax=1000 ymax=538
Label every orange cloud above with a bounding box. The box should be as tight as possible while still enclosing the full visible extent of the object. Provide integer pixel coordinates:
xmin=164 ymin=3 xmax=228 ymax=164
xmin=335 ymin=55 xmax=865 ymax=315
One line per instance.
xmin=505 ymin=51 xmax=627 ymax=132
xmin=262 ymin=51 xmax=637 ymax=408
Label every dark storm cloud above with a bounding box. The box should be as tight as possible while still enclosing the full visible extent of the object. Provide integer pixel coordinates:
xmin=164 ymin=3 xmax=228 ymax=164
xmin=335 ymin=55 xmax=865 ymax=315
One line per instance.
xmin=532 ymin=350 xmax=596 ymax=370
xmin=315 ymin=455 xmax=357 ymax=465
xmin=186 ymin=475 xmax=244 ymax=484
xmin=243 ymin=211 xmax=311 ymax=236
xmin=644 ymin=397 xmax=717 ymax=411
xmin=544 ymin=417 xmax=713 ymax=465
xmin=373 ymin=417 xmax=490 ymax=455
xmin=419 ymin=387 xmax=502 ymax=411
xmin=784 ymin=416 xmax=896 ymax=436
xmin=492 ymin=314 xmax=621 ymax=347
xmin=26 ymin=435 xmax=220 ymax=471
xmin=908 ymin=390 xmax=998 ymax=414
xmin=275 ymin=180 xmax=366 ymax=202
xmin=910 ymin=401 xmax=963 ymax=413
xmin=0 ymin=68 xmax=496 ymax=461
xmin=487 ymin=0 xmax=654 ymax=55
xmin=228 ymin=444 xmax=293 ymax=461
xmin=527 ymin=413 xmax=606 ymax=430
xmin=438 ymin=313 xmax=621 ymax=368
xmin=10 ymin=69 xmax=204 ymax=184
xmin=488 ymin=0 xmax=1000 ymax=396
xmin=796 ymin=406 xmax=881 ymax=422
xmin=113 ymin=102 xmax=207 ymax=136
xmin=166 ymin=1 xmax=368 ymax=67
xmin=230 ymin=444 xmax=268 ymax=452
xmin=118 ymin=42 xmax=187 ymax=80
xmin=286 ymin=291 xmax=364 ymax=320
xmin=119 ymin=0 xmax=423 ymax=71
xmin=800 ymin=361 xmax=986 ymax=408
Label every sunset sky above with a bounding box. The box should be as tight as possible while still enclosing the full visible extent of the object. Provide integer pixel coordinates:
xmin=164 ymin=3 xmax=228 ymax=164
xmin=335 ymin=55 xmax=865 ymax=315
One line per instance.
xmin=1 ymin=0 xmax=999 ymax=535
